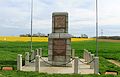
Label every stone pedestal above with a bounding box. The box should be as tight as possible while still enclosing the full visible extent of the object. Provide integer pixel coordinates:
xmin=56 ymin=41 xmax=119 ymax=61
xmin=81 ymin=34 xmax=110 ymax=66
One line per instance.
xmin=48 ymin=12 xmax=72 ymax=66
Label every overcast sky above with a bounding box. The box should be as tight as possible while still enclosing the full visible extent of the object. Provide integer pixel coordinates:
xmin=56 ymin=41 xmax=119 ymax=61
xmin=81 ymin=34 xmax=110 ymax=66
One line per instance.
xmin=0 ymin=0 xmax=120 ymax=37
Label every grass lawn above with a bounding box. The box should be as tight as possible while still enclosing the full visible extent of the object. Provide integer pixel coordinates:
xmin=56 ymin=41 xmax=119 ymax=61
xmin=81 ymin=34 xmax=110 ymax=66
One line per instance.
xmin=0 ymin=40 xmax=120 ymax=76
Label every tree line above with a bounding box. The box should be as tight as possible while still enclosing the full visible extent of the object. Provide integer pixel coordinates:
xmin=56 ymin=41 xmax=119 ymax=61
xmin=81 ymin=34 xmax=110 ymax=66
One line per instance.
xmin=99 ymin=36 xmax=120 ymax=40
xmin=20 ymin=33 xmax=48 ymax=37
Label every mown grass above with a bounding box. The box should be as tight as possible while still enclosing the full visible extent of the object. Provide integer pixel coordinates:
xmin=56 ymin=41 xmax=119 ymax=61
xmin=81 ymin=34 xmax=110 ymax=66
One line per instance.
xmin=72 ymin=41 xmax=120 ymax=60
xmin=0 ymin=71 xmax=119 ymax=77
xmin=0 ymin=40 xmax=120 ymax=77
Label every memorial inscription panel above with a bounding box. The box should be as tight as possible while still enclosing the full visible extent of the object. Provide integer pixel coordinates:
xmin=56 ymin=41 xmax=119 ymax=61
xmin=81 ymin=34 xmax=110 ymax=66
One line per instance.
xmin=53 ymin=39 xmax=66 ymax=56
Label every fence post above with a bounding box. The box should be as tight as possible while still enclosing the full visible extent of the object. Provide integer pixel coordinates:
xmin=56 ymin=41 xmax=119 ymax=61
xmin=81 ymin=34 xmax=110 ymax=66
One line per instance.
xmin=94 ymin=57 xmax=99 ymax=74
xmin=30 ymin=50 xmax=35 ymax=62
xmin=74 ymin=57 xmax=79 ymax=74
xmin=83 ymin=49 xmax=85 ymax=59
xmin=88 ymin=52 xmax=91 ymax=62
xmin=25 ymin=52 xmax=29 ymax=66
xmin=86 ymin=50 xmax=89 ymax=62
xmin=36 ymin=49 xmax=39 ymax=55
xmin=35 ymin=55 xmax=40 ymax=72
xmin=17 ymin=54 xmax=22 ymax=71
xmin=72 ymin=49 xmax=75 ymax=58
xmin=90 ymin=54 xmax=94 ymax=69
xmin=39 ymin=48 xmax=42 ymax=57
xmin=84 ymin=49 xmax=87 ymax=62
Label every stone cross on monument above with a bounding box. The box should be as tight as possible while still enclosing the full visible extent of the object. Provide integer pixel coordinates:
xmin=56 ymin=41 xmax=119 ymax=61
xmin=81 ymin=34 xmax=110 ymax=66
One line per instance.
xmin=48 ymin=12 xmax=72 ymax=66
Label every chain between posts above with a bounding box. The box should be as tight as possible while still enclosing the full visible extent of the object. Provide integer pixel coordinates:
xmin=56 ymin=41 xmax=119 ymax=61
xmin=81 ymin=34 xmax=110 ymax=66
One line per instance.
xmin=25 ymin=55 xmax=94 ymax=66
xmin=25 ymin=49 xmax=94 ymax=66
xmin=39 ymin=57 xmax=75 ymax=66
xmin=27 ymin=58 xmax=95 ymax=65
xmin=78 ymin=58 xmax=95 ymax=64
xmin=25 ymin=56 xmax=94 ymax=65
xmin=24 ymin=56 xmax=74 ymax=66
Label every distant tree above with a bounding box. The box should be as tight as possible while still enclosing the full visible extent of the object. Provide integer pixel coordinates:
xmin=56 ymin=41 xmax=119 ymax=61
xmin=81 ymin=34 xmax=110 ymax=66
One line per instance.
xmin=81 ymin=34 xmax=88 ymax=38
xmin=20 ymin=34 xmax=31 ymax=37
xmin=20 ymin=33 xmax=47 ymax=37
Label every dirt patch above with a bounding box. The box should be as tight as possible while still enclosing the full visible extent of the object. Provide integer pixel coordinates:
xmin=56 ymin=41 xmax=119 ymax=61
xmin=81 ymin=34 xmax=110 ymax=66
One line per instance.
xmin=108 ymin=60 xmax=120 ymax=67
xmin=2 ymin=67 xmax=13 ymax=71
xmin=105 ymin=71 xmax=118 ymax=75
xmin=98 ymin=39 xmax=120 ymax=43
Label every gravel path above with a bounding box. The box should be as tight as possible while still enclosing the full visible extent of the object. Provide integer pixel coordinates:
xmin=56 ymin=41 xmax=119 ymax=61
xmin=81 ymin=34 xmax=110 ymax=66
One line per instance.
xmin=108 ymin=60 xmax=120 ymax=67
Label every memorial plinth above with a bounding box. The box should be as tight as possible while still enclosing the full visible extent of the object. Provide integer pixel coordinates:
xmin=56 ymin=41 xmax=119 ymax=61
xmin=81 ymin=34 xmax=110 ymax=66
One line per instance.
xmin=48 ymin=12 xmax=72 ymax=66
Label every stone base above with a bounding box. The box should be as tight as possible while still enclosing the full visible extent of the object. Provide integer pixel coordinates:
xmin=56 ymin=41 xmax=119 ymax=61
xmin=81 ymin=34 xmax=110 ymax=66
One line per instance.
xmin=52 ymin=61 xmax=66 ymax=66
xmin=22 ymin=57 xmax=94 ymax=74
xmin=48 ymin=55 xmax=71 ymax=66
xmin=48 ymin=38 xmax=71 ymax=64
xmin=48 ymin=55 xmax=71 ymax=61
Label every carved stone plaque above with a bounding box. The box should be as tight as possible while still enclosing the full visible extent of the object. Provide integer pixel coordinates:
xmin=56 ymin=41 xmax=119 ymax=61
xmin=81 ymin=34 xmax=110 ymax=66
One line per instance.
xmin=53 ymin=39 xmax=66 ymax=56
xmin=54 ymin=16 xmax=66 ymax=29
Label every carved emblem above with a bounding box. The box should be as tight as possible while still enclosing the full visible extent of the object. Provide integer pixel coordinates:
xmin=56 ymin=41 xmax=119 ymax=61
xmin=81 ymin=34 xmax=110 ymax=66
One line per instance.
xmin=54 ymin=16 xmax=66 ymax=28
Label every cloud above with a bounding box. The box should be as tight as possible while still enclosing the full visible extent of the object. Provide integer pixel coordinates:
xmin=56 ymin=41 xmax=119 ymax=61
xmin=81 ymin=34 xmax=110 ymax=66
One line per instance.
xmin=99 ymin=0 xmax=120 ymax=25
xmin=0 ymin=0 xmax=119 ymax=37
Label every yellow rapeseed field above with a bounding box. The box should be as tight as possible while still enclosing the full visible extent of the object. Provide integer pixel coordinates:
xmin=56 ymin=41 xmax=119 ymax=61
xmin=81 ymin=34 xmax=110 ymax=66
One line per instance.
xmin=0 ymin=36 xmax=95 ymax=42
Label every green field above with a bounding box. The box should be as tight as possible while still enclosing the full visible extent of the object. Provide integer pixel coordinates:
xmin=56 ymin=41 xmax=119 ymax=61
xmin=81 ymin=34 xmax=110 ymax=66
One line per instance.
xmin=0 ymin=40 xmax=120 ymax=77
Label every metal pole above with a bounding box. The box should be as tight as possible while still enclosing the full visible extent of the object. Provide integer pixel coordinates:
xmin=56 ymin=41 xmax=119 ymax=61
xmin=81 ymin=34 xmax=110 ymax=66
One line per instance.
xmin=96 ymin=0 xmax=98 ymax=57
xmin=30 ymin=0 xmax=33 ymax=52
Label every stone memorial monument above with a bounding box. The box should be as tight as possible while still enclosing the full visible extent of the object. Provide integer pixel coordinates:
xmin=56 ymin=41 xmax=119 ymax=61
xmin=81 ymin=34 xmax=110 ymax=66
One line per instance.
xmin=48 ymin=12 xmax=72 ymax=66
